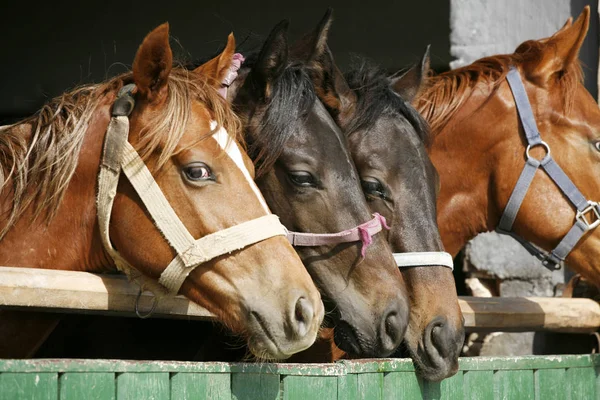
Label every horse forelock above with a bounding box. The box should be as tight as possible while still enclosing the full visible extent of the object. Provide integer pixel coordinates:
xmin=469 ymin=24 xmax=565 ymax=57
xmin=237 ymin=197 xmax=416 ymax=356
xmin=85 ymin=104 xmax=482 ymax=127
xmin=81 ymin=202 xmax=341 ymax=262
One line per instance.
xmin=239 ymin=55 xmax=317 ymax=178
xmin=415 ymin=41 xmax=583 ymax=135
xmin=344 ymin=58 xmax=431 ymax=147
xmin=0 ymin=66 xmax=241 ymax=240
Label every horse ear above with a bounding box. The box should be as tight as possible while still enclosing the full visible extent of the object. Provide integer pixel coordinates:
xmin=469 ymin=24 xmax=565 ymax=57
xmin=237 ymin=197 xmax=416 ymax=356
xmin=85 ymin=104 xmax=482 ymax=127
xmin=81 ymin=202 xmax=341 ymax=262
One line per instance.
xmin=251 ymin=20 xmax=289 ymax=94
xmin=291 ymin=8 xmax=333 ymax=62
xmin=193 ymin=33 xmax=236 ymax=87
xmin=390 ymin=45 xmax=430 ymax=102
xmin=132 ymin=23 xmax=173 ymax=103
xmin=520 ymin=7 xmax=589 ymax=82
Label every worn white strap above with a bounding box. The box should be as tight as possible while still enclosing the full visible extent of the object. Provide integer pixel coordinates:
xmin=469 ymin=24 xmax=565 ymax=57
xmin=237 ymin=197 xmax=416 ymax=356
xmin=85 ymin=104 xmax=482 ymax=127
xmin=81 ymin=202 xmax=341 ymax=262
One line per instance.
xmin=158 ymin=214 xmax=286 ymax=293
xmin=121 ymin=141 xmax=196 ymax=255
xmin=98 ymin=107 xmax=287 ymax=296
xmin=393 ymin=252 xmax=454 ymax=270
xmin=97 ymin=115 xmax=170 ymax=296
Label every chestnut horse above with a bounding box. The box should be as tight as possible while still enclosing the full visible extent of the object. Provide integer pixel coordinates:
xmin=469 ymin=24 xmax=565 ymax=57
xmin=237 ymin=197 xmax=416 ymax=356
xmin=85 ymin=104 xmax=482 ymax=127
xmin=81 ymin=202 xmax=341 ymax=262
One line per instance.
xmin=220 ymin=20 xmax=409 ymax=357
xmin=416 ymin=8 xmax=600 ymax=287
xmin=300 ymin=10 xmax=463 ymax=381
xmin=0 ymin=24 xmax=323 ymax=359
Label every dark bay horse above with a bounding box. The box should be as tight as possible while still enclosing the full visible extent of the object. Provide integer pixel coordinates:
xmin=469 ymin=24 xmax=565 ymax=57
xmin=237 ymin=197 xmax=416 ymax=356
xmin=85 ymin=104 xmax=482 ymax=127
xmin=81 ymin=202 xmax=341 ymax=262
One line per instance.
xmin=0 ymin=24 xmax=323 ymax=359
xmin=220 ymin=20 xmax=409 ymax=357
xmin=297 ymin=11 xmax=464 ymax=381
xmin=416 ymin=8 xmax=600 ymax=287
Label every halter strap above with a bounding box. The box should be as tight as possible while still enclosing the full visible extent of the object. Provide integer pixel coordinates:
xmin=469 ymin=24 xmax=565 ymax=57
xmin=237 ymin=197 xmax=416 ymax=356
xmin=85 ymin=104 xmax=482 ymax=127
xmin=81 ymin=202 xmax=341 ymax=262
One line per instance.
xmin=286 ymin=213 xmax=388 ymax=257
xmin=97 ymin=84 xmax=287 ymax=296
xmin=497 ymin=67 xmax=600 ymax=270
xmin=218 ymin=53 xmax=245 ymax=98
xmin=393 ymin=252 xmax=454 ymax=270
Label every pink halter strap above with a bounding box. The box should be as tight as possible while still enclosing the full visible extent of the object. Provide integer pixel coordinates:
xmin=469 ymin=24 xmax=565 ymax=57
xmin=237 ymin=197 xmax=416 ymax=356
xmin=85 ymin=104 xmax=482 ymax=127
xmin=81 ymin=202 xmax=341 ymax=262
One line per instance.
xmin=286 ymin=213 xmax=390 ymax=257
xmin=217 ymin=53 xmax=245 ymax=98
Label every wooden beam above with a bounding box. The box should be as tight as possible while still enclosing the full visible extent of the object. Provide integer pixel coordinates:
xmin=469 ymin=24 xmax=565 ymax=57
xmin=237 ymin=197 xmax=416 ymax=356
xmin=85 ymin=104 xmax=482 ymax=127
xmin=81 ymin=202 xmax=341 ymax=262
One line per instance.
xmin=0 ymin=266 xmax=214 ymax=320
xmin=459 ymin=296 xmax=600 ymax=334
xmin=0 ymin=267 xmax=599 ymax=333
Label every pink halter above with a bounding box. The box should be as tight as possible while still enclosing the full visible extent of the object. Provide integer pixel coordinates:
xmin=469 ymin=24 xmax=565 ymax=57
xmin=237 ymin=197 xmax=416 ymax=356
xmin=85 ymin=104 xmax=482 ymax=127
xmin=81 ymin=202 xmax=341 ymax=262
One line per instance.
xmin=286 ymin=213 xmax=390 ymax=257
xmin=218 ymin=53 xmax=245 ymax=98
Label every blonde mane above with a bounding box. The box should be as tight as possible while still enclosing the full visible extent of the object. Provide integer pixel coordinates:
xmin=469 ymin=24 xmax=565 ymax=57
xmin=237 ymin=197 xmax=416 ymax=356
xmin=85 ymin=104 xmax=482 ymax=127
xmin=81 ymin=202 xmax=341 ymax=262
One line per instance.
xmin=0 ymin=67 xmax=241 ymax=239
xmin=415 ymin=40 xmax=583 ymax=134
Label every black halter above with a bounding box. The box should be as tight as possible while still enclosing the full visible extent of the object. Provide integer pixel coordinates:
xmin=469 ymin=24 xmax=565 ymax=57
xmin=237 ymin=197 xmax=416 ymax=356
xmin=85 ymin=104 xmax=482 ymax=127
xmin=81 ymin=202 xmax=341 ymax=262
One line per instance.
xmin=496 ymin=67 xmax=600 ymax=270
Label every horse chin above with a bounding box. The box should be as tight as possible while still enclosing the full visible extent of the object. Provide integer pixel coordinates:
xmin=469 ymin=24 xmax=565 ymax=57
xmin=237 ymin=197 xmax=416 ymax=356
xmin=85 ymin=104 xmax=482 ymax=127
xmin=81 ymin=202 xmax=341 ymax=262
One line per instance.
xmin=246 ymin=310 xmax=317 ymax=360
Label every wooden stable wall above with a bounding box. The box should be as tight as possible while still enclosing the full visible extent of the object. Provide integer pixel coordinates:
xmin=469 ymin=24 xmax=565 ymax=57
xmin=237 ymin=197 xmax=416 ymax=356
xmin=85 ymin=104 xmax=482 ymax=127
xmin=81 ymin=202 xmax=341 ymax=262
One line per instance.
xmin=1 ymin=267 xmax=599 ymax=333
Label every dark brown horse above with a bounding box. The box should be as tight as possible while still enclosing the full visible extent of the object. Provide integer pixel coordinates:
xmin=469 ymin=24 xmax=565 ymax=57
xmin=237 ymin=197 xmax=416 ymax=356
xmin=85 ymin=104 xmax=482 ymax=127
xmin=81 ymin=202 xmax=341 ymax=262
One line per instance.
xmin=297 ymin=11 xmax=464 ymax=381
xmin=221 ymin=20 xmax=409 ymax=357
xmin=0 ymin=24 xmax=323 ymax=359
xmin=416 ymin=8 xmax=600 ymax=288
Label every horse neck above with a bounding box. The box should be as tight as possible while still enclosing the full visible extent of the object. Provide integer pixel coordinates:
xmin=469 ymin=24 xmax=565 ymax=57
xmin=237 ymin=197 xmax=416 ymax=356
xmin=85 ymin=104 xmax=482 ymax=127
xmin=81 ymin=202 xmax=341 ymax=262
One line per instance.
xmin=428 ymin=80 xmax=514 ymax=256
xmin=0 ymin=100 xmax=114 ymax=272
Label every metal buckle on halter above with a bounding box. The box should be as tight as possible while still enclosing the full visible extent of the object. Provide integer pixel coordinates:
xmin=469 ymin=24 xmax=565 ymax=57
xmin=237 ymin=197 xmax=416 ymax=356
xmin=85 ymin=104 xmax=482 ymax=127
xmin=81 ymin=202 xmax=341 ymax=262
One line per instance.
xmin=576 ymin=201 xmax=600 ymax=231
xmin=525 ymin=141 xmax=551 ymax=161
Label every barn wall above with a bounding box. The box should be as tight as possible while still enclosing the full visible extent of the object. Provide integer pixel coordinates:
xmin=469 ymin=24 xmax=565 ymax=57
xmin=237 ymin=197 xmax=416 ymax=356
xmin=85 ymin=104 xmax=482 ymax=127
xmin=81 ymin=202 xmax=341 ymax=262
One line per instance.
xmin=0 ymin=1 xmax=450 ymax=124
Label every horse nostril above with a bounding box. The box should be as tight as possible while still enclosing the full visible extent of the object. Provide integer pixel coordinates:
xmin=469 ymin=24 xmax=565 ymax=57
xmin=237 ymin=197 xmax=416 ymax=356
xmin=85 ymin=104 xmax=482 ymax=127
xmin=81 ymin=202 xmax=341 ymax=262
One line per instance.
xmin=428 ymin=318 xmax=453 ymax=359
xmin=379 ymin=302 xmax=407 ymax=355
xmin=292 ymin=297 xmax=313 ymax=339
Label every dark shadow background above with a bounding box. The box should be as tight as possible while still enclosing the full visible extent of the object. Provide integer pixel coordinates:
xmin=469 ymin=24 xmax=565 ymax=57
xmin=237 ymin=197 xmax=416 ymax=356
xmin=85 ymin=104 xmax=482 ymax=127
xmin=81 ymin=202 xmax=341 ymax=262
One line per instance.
xmin=0 ymin=1 xmax=451 ymax=124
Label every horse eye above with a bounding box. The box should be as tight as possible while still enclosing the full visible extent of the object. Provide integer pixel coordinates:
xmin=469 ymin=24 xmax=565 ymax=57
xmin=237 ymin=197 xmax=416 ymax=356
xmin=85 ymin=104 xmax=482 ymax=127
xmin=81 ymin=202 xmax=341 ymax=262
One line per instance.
xmin=594 ymin=141 xmax=600 ymax=152
xmin=361 ymin=178 xmax=387 ymax=200
xmin=288 ymin=171 xmax=316 ymax=187
xmin=183 ymin=163 xmax=214 ymax=182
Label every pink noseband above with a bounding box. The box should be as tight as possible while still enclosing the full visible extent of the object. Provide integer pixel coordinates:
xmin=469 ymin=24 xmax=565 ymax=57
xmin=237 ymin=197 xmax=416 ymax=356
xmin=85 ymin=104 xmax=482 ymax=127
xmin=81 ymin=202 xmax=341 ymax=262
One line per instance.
xmin=286 ymin=213 xmax=390 ymax=257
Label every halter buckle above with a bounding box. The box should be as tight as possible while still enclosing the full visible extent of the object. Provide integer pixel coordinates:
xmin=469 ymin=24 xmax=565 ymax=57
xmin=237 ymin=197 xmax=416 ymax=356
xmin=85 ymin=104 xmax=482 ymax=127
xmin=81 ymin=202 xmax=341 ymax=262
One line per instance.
xmin=576 ymin=201 xmax=600 ymax=231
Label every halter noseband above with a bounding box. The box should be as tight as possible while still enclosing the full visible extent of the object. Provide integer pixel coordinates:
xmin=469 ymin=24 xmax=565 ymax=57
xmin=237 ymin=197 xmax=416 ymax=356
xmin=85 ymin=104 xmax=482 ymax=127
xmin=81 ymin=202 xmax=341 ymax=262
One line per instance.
xmin=497 ymin=67 xmax=600 ymax=270
xmin=97 ymin=83 xmax=288 ymax=297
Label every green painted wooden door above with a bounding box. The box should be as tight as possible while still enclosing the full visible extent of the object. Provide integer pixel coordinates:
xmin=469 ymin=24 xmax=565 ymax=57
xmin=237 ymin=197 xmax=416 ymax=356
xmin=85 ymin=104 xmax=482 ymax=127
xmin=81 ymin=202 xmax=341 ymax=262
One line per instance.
xmin=0 ymin=355 xmax=597 ymax=400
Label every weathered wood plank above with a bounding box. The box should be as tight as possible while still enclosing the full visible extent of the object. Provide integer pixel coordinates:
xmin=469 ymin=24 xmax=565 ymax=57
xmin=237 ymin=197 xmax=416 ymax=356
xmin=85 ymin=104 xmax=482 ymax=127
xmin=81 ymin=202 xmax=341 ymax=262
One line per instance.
xmin=59 ymin=372 xmax=115 ymax=400
xmin=459 ymin=296 xmax=600 ymax=333
xmin=231 ymin=373 xmax=280 ymax=400
xmin=283 ymin=376 xmax=338 ymax=400
xmin=0 ymin=372 xmax=58 ymax=400
xmin=383 ymin=372 xmax=421 ymax=400
xmin=494 ymin=369 xmax=534 ymax=400
xmin=1 ymin=267 xmax=599 ymax=333
xmin=463 ymin=370 xmax=493 ymax=400
xmin=356 ymin=372 xmax=383 ymax=400
xmin=534 ymin=368 xmax=565 ymax=400
xmin=170 ymin=372 xmax=230 ymax=400
xmin=566 ymin=367 xmax=596 ymax=400
xmin=116 ymin=372 xmax=169 ymax=400
xmin=0 ymin=266 xmax=213 ymax=320
xmin=439 ymin=372 xmax=463 ymax=400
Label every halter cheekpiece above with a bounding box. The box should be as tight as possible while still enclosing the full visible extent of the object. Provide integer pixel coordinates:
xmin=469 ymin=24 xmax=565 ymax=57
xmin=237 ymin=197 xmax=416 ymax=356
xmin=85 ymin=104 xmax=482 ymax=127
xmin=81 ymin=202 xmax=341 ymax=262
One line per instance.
xmin=497 ymin=67 xmax=600 ymax=270
xmin=97 ymin=83 xmax=288 ymax=298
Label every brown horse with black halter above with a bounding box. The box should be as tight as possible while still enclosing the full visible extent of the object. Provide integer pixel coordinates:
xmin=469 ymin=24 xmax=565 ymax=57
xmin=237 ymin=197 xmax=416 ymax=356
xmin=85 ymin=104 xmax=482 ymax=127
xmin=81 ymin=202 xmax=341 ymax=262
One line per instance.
xmin=298 ymin=11 xmax=464 ymax=381
xmin=416 ymin=8 xmax=600 ymax=287
xmin=0 ymin=24 xmax=323 ymax=359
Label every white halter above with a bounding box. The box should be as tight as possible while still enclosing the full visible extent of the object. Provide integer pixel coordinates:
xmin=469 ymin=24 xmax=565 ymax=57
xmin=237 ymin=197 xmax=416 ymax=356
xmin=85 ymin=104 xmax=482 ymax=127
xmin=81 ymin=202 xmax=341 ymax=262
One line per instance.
xmin=393 ymin=252 xmax=454 ymax=270
xmin=97 ymin=84 xmax=287 ymax=297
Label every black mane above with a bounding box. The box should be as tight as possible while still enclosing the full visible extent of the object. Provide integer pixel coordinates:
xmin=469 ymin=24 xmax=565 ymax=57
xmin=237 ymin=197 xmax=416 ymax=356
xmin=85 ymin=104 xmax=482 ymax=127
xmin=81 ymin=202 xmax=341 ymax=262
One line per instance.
xmin=344 ymin=58 xmax=430 ymax=146
xmin=239 ymin=53 xmax=317 ymax=178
